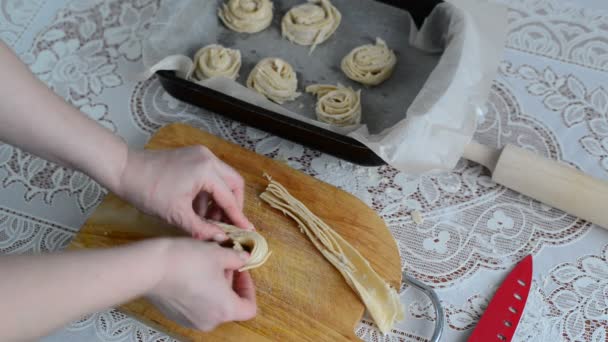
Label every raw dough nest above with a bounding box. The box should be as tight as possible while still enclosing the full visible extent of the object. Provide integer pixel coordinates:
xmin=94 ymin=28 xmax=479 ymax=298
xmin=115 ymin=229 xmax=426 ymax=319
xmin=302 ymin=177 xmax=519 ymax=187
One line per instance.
xmin=192 ymin=44 xmax=242 ymax=81
xmin=247 ymin=57 xmax=301 ymax=104
xmin=215 ymin=221 xmax=272 ymax=271
xmin=281 ymin=0 xmax=341 ymax=53
xmin=306 ymin=83 xmax=361 ymax=126
xmin=341 ymin=38 xmax=397 ymax=86
xmin=218 ymin=0 xmax=274 ymax=34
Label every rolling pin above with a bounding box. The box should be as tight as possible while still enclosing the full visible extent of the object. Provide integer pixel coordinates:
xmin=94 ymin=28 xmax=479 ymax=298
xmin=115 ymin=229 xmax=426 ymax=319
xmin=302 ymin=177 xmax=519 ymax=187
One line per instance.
xmin=463 ymin=142 xmax=608 ymax=228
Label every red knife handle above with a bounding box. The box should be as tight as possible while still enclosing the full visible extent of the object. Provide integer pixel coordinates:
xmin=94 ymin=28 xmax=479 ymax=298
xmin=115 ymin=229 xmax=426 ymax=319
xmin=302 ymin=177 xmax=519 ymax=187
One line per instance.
xmin=468 ymin=255 xmax=533 ymax=342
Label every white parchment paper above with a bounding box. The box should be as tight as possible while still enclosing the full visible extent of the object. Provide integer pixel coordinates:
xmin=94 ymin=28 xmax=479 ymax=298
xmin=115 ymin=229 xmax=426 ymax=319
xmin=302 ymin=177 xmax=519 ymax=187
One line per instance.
xmin=141 ymin=0 xmax=507 ymax=174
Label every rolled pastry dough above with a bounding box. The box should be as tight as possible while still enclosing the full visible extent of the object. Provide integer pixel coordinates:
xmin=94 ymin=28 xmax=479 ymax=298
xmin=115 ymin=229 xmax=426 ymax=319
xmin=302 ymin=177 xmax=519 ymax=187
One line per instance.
xmin=247 ymin=58 xmax=301 ymax=104
xmin=192 ymin=44 xmax=242 ymax=81
xmin=306 ymin=83 xmax=361 ymax=126
xmin=214 ymin=221 xmax=272 ymax=271
xmin=218 ymin=0 xmax=273 ymax=34
xmin=341 ymin=38 xmax=397 ymax=86
xmin=260 ymin=179 xmax=404 ymax=334
xmin=281 ymin=0 xmax=341 ymax=53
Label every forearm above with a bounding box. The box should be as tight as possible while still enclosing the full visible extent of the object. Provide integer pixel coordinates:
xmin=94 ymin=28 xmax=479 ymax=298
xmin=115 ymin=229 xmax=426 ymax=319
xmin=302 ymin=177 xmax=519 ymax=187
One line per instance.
xmin=0 ymin=40 xmax=127 ymax=191
xmin=0 ymin=239 xmax=167 ymax=341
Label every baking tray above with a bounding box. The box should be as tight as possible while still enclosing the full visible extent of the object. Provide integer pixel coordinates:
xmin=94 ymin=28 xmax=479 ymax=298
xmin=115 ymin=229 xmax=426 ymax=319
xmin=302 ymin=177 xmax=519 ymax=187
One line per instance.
xmin=157 ymin=0 xmax=443 ymax=166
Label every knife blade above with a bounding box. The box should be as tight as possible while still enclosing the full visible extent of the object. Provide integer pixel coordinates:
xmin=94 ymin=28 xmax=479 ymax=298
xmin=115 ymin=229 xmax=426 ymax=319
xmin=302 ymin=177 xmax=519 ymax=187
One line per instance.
xmin=467 ymin=255 xmax=533 ymax=342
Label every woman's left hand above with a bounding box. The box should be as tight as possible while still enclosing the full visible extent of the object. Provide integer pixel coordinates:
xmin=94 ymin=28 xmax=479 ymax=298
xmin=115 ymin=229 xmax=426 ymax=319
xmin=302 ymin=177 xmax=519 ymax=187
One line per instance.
xmin=115 ymin=146 xmax=254 ymax=241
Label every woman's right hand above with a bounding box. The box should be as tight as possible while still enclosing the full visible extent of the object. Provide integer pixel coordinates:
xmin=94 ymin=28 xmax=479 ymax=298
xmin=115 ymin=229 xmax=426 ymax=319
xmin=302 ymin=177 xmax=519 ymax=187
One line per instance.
xmin=147 ymin=238 xmax=257 ymax=331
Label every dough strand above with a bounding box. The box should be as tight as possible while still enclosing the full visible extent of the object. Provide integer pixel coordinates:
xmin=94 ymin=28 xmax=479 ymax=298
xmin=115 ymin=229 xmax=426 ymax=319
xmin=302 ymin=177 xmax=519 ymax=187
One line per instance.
xmin=192 ymin=44 xmax=242 ymax=81
xmin=281 ymin=0 xmax=341 ymax=53
xmin=247 ymin=58 xmax=301 ymax=104
xmin=219 ymin=0 xmax=274 ymax=34
xmin=214 ymin=221 xmax=272 ymax=271
xmin=341 ymin=38 xmax=397 ymax=86
xmin=260 ymin=179 xmax=404 ymax=334
xmin=306 ymin=83 xmax=361 ymax=126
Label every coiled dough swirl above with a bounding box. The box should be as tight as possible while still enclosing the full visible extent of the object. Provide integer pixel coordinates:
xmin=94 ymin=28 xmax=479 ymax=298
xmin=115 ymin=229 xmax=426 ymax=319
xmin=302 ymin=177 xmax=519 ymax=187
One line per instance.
xmin=247 ymin=58 xmax=301 ymax=104
xmin=281 ymin=0 xmax=341 ymax=52
xmin=219 ymin=0 xmax=273 ymax=34
xmin=341 ymin=38 xmax=397 ymax=86
xmin=214 ymin=222 xmax=272 ymax=272
xmin=306 ymin=83 xmax=361 ymax=126
xmin=192 ymin=44 xmax=242 ymax=81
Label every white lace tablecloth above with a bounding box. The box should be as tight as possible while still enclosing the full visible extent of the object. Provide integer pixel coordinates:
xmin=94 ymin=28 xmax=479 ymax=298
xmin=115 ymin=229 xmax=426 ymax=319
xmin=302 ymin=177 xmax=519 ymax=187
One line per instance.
xmin=2 ymin=0 xmax=608 ymax=341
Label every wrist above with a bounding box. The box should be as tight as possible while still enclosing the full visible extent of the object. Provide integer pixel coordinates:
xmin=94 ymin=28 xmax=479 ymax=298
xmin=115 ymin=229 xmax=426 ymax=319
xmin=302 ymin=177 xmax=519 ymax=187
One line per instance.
xmin=107 ymin=138 xmax=131 ymax=195
xmin=111 ymin=145 xmax=143 ymax=202
xmin=77 ymin=133 xmax=130 ymax=194
xmin=140 ymin=238 xmax=174 ymax=297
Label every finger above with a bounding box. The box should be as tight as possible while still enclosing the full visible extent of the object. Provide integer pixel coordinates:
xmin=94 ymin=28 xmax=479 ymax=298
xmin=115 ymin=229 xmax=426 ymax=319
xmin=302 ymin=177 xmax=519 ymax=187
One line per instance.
xmin=187 ymin=212 xmax=228 ymax=242
xmin=233 ymin=271 xmax=256 ymax=302
xmin=210 ymin=161 xmax=255 ymax=231
xmin=193 ymin=192 xmax=210 ymax=219
xmin=205 ymin=176 xmax=252 ymax=231
xmin=214 ymin=160 xmax=246 ymax=211
xmin=216 ymin=247 xmax=249 ymax=271
xmin=225 ymin=269 xmax=234 ymax=287
xmin=207 ymin=202 xmax=223 ymax=222
xmin=228 ymin=272 xmax=257 ymax=321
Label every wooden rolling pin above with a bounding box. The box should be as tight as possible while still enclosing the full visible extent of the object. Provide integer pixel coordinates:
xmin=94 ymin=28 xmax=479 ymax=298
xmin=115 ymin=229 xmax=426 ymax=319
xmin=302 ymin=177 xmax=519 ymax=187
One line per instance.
xmin=463 ymin=142 xmax=608 ymax=228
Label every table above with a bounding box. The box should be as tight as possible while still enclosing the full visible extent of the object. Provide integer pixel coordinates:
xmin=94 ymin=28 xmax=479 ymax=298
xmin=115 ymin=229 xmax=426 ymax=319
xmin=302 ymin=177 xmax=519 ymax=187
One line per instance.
xmin=1 ymin=0 xmax=607 ymax=341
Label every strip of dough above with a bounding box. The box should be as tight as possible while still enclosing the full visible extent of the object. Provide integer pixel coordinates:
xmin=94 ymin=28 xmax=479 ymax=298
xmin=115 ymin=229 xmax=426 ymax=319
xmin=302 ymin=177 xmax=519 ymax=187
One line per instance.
xmin=214 ymin=221 xmax=272 ymax=271
xmin=281 ymin=0 xmax=341 ymax=53
xmin=341 ymin=38 xmax=397 ymax=86
xmin=219 ymin=0 xmax=273 ymax=34
xmin=192 ymin=44 xmax=242 ymax=81
xmin=247 ymin=57 xmax=301 ymax=104
xmin=306 ymin=83 xmax=361 ymax=126
xmin=260 ymin=179 xmax=404 ymax=333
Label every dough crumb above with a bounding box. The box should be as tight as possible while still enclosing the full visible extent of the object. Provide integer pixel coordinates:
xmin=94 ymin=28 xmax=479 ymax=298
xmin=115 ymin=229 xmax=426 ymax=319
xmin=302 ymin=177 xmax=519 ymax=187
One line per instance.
xmin=411 ymin=210 xmax=424 ymax=225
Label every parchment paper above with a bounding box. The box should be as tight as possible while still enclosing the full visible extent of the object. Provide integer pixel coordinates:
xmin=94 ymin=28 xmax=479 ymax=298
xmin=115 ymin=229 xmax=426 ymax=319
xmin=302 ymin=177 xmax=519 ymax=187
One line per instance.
xmin=141 ymin=0 xmax=507 ymax=174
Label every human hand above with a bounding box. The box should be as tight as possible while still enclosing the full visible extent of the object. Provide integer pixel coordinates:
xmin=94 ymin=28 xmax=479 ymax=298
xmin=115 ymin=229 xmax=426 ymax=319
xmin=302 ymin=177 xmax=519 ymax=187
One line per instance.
xmin=116 ymin=146 xmax=254 ymax=241
xmin=147 ymin=238 xmax=257 ymax=330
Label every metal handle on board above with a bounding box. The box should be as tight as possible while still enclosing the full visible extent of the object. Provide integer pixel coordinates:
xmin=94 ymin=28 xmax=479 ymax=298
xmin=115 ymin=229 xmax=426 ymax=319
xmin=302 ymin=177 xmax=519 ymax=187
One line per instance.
xmin=402 ymin=273 xmax=444 ymax=342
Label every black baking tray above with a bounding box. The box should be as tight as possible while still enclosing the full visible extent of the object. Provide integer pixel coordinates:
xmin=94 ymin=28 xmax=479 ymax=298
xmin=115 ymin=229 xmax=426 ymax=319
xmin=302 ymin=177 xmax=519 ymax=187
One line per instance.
xmin=157 ymin=0 xmax=443 ymax=166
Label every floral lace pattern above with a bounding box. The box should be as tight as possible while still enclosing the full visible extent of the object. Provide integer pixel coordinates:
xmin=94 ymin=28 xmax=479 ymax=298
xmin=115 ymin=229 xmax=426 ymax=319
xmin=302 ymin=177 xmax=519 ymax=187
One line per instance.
xmin=499 ymin=0 xmax=608 ymax=72
xmin=0 ymin=206 xmax=75 ymax=254
xmin=544 ymin=244 xmax=608 ymax=341
xmin=67 ymin=310 xmax=178 ymax=342
xmin=0 ymin=0 xmax=161 ymax=212
xmin=0 ymin=0 xmax=45 ymax=45
xmin=500 ymin=61 xmax=608 ymax=174
xmin=0 ymin=0 xmax=608 ymax=341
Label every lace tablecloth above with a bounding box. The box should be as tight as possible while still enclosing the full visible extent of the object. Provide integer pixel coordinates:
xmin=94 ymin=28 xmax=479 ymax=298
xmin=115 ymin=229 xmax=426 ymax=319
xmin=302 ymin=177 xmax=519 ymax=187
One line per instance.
xmin=2 ymin=0 xmax=608 ymax=341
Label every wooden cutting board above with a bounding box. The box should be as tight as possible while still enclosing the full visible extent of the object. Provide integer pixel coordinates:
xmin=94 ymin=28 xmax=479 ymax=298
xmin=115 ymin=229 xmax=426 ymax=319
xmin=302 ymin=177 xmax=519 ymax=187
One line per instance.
xmin=68 ymin=123 xmax=402 ymax=341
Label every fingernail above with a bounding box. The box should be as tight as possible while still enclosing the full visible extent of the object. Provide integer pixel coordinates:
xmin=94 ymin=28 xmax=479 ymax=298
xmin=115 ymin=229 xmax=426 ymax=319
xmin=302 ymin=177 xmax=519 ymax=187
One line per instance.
xmin=248 ymin=223 xmax=256 ymax=231
xmin=239 ymin=251 xmax=249 ymax=261
xmin=213 ymin=233 xmax=228 ymax=242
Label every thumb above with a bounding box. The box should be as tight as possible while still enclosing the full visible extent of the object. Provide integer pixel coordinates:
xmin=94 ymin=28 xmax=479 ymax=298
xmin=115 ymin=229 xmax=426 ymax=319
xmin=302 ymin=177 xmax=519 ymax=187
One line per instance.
xmin=216 ymin=247 xmax=249 ymax=271
xmin=187 ymin=211 xmax=228 ymax=242
xmin=205 ymin=176 xmax=253 ymax=231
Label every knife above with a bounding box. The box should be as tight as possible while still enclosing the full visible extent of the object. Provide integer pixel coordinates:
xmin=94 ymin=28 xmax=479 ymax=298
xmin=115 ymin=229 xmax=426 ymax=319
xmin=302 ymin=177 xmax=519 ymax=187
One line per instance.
xmin=467 ymin=255 xmax=533 ymax=342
